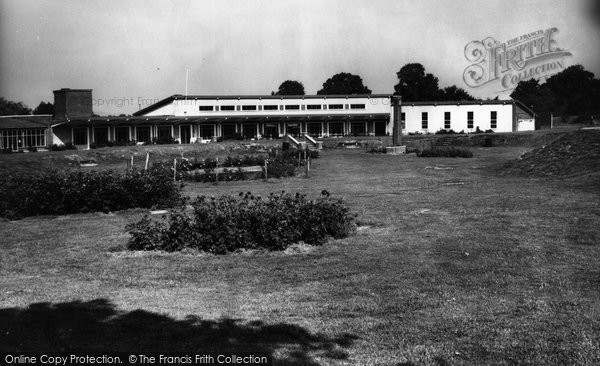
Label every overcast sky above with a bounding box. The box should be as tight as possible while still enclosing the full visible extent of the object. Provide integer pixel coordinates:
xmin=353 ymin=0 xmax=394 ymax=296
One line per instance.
xmin=1 ymin=0 xmax=599 ymax=115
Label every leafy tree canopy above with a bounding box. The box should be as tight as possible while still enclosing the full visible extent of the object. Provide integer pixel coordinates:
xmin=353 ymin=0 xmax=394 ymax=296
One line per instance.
xmin=0 ymin=97 xmax=32 ymax=115
xmin=510 ymin=64 xmax=600 ymax=125
xmin=394 ymin=63 xmax=442 ymax=101
xmin=440 ymin=85 xmax=476 ymax=101
xmin=317 ymin=72 xmax=372 ymax=95
xmin=273 ymin=80 xmax=305 ymax=95
xmin=33 ymin=101 xmax=54 ymax=115
xmin=394 ymin=63 xmax=476 ymax=102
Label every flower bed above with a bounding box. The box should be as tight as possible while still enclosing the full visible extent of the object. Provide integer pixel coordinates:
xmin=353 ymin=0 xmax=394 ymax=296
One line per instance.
xmin=126 ymin=191 xmax=355 ymax=254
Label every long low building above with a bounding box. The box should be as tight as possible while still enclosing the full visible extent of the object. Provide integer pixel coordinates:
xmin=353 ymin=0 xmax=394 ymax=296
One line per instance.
xmin=2 ymin=88 xmax=536 ymax=150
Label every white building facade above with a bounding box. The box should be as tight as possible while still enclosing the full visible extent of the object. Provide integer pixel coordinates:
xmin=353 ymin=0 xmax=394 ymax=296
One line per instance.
xmin=400 ymin=100 xmax=535 ymax=134
xmin=51 ymin=92 xmax=535 ymax=148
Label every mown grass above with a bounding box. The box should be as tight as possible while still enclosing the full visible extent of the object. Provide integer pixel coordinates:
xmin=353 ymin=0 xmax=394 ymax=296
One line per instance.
xmin=1 ymin=142 xmax=599 ymax=364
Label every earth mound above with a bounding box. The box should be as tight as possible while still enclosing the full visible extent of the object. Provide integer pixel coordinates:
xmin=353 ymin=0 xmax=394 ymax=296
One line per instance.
xmin=500 ymin=129 xmax=600 ymax=177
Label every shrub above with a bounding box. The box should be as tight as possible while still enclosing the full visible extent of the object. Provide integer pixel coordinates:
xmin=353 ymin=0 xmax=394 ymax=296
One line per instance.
xmin=435 ymin=129 xmax=457 ymax=135
xmin=148 ymin=136 xmax=177 ymax=145
xmin=220 ymin=133 xmax=244 ymax=141
xmin=0 ymin=165 xmax=183 ymax=220
xmin=223 ymin=155 xmax=243 ymax=167
xmin=367 ymin=146 xmax=387 ymax=154
xmin=417 ymin=147 xmax=473 ymax=158
xmin=126 ymin=191 xmax=356 ymax=254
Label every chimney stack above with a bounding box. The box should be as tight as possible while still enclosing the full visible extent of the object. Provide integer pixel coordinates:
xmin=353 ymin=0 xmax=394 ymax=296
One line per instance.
xmin=53 ymin=88 xmax=93 ymax=119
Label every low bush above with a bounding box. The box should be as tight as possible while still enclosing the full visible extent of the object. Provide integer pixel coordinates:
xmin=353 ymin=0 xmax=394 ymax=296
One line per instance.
xmin=0 ymin=165 xmax=183 ymax=219
xmin=367 ymin=146 xmax=387 ymax=154
xmin=417 ymin=146 xmax=473 ymax=158
xmin=435 ymin=129 xmax=458 ymax=135
xmin=218 ymin=133 xmax=244 ymax=141
xmin=126 ymin=191 xmax=355 ymax=254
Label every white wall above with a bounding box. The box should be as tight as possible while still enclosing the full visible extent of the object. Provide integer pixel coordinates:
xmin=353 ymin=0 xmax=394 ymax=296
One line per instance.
xmin=401 ymin=103 xmax=515 ymax=134
xmin=144 ymin=103 xmax=175 ymax=116
xmin=155 ymin=96 xmax=391 ymax=117
xmin=517 ymin=119 xmax=535 ymax=131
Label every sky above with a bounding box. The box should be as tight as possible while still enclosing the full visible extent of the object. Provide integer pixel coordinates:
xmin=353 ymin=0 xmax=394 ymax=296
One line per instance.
xmin=1 ymin=0 xmax=599 ymax=115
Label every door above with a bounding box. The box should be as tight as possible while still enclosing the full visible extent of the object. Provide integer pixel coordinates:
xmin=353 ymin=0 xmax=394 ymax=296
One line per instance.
xmin=180 ymin=125 xmax=191 ymax=144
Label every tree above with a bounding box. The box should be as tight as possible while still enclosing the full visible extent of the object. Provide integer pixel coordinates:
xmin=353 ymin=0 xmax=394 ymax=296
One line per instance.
xmin=510 ymin=64 xmax=600 ymax=127
xmin=33 ymin=101 xmax=54 ymax=115
xmin=511 ymin=79 xmax=559 ymax=127
xmin=440 ymin=85 xmax=475 ymax=101
xmin=0 ymin=97 xmax=32 ymax=115
xmin=317 ymin=72 xmax=371 ymax=95
xmin=543 ymin=65 xmax=599 ymax=115
xmin=273 ymin=80 xmax=305 ymax=95
xmin=394 ymin=63 xmax=441 ymax=101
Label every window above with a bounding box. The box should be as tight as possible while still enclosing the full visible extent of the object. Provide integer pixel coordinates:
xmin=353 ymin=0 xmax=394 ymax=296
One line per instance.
xmin=93 ymin=127 xmax=109 ymax=144
xmin=263 ymin=124 xmax=279 ymax=138
xmin=136 ymin=126 xmax=151 ymax=143
xmin=401 ymin=112 xmax=406 ymax=128
xmin=115 ymin=127 xmax=129 ymax=142
xmin=328 ymin=104 xmax=343 ymax=110
xmin=328 ymin=122 xmax=344 ymax=136
xmin=374 ymin=121 xmax=387 ymax=136
xmin=1 ymin=128 xmax=47 ymax=150
xmin=199 ymin=125 xmax=214 ymax=139
xmin=490 ymin=111 xmax=497 ymax=129
xmin=444 ymin=111 xmax=451 ymax=129
xmin=73 ymin=128 xmax=88 ymax=145
xmin=350 ymin=104 xmax=365 ymax=109
xmin=198 ymin=106 xmax=213 ymax=111
xmin=242 ymin=105 xmax=257 ymax=111
xmin=307 ymin=123 xmax=322 ymax=136
xmin=286 ymin=124 xmax=300 ymax=137
xmin=263 ymin=105 xmax=278 ymax=110
xmin=285 ymin=105 xmax=300 ymax=110
xmin=467 ymin=111 xmax=474 ymax=129
xmin=306 ymin=104 xmax=321 ymax=110
xmin=421 ymin=112 xmax=428 ymax=129
xmin=220 ymin=105 xmax=235 ymax=111
xmin=221 ymin=124 xmax=236 ymax=138
xmin=157 ymin=126 xmax=172 ymax=138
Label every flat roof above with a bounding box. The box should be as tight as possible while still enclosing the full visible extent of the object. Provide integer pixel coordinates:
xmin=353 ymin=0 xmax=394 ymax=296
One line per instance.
xmin=61 ymin=113 xmax=391 ymax=127
xmin=0 ymin=115 xmax=53 ymax=129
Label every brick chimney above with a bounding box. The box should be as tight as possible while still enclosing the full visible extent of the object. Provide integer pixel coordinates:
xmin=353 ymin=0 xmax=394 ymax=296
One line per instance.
xmin=53 ymin=88 xmax=93 ymax=119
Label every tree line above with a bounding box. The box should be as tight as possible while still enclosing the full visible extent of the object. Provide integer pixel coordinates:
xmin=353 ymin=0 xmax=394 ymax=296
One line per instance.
xmin=3 ymin=64 xmax=599 ymax=126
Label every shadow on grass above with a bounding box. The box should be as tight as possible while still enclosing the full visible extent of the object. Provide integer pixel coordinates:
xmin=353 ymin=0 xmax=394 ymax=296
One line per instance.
xmin=0 ymin=299 xmax=356 ymax=365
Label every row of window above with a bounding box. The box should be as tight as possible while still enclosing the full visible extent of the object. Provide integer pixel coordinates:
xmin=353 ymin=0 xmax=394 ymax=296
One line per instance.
xmin=0 ymin=129 xmax=46 ymax=150
xmin=74 ymin=120 xmax=388 ymax=144
xmin=420 ymin=111 xmax=498 ymax=129
xmin=198 ymin=103 xmax=366 ymax=112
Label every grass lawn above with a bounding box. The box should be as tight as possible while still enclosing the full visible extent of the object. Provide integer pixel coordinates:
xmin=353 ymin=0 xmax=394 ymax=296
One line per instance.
xmin=1 ymin=142 xmax=599 ymax=364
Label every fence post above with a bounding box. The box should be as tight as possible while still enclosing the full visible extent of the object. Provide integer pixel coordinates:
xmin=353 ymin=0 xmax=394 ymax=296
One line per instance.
xmin=144 ymin=152 xmax=149 ymax=171
xmin=305 ymin=152 xmax=308 ymax=177
xmin=173 ymin=158 xmax=177 ymax=182
xmin=264 ymin=159 xmax=268 ymax=180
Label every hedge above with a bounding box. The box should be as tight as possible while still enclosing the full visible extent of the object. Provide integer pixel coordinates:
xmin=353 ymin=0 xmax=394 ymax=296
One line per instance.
xmin=126 ymin=191 xmax=355 ymax=254
xmin=0 ymin=165 xmax=183 ymax=219
xmin=417 ymin=146 xmax=473 ymax=158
